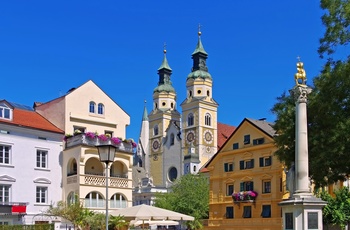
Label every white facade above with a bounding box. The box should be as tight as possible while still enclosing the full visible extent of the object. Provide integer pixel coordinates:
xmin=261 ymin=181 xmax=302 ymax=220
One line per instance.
xmin=0 ymin=119 xmax=63 ymax=225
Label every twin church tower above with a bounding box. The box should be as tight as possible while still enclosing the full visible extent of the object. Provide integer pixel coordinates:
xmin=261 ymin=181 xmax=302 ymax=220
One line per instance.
xmin=136 ymin=30 xmax=218 ymax=189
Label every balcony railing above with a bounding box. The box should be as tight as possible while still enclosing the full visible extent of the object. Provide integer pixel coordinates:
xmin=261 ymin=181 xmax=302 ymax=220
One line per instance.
xmin=67 ymin=174 xmax=129 ymax=188
xmin=65 ymin=134 xmax=133 ymax=153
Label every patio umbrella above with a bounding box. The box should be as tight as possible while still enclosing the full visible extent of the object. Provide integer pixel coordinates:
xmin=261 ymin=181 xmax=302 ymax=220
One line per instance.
xmin=109 ymin=204 xmax=194 ymax=221
xmin=129 ymin=220 xmax=179 ymax=226
xmin=110 ymin=205 xmax=194 ymax=230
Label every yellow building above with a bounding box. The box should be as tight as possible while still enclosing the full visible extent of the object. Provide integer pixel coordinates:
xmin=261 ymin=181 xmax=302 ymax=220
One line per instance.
xmin=204 ymin=118 xmax=288 ymax=230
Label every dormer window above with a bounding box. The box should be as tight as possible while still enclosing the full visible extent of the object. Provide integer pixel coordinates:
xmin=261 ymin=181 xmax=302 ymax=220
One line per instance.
xmin=0 ymin=103 xmax=12 ymax=120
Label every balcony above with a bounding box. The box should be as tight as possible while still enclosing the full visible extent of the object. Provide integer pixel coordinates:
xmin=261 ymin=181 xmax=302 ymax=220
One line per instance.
xmin=67 ymin=174 xmax=129 ymax=188
xmin=232 ymin=191 xmax=258 ymax=203
xmin=65 ymin=133 xmax=133 ymax=153
xmin=0 ymin=202 xmax=28 ymax=215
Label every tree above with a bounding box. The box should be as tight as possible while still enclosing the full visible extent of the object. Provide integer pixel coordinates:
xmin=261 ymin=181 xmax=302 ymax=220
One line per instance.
xmin=272 ymin=1 xmax=350 ymax=188
xmin=318 ymin=0 xmax=350 ymax=58
xmin=154 ymin=173 xmax=209 ymax=230
xmin=109 ymin=215 xmax=129 ymax=230
xmin=317 ymin=187 xmax=350 ymax=229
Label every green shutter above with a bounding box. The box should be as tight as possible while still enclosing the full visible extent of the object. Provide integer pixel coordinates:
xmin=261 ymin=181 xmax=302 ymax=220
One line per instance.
xmin=259 ymin=157 xmax=264 ymax=167
xmin=240 ymin=161 xmax=244 ymax=170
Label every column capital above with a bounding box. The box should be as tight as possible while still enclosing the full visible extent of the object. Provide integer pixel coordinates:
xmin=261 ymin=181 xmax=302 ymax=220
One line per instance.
xmin=289 ymin=86 xmax=312 ymax=104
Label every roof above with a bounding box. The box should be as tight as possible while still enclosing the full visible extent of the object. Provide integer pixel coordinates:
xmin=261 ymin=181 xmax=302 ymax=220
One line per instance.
xmin=0 ymin=101 xmax=64 ymax=134
xmin=217 ymin=122 xmax=236 ymax=148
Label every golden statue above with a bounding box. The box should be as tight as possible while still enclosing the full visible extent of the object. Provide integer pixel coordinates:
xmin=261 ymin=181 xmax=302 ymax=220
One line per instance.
xmin=294 ymin=60 xmax=307 ymax=86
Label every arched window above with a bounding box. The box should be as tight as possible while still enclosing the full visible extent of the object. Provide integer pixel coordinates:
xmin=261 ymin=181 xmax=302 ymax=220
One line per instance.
xmin=205 ymin=113 xmax=211 ymax=126
xmin=98 ymin=103 xmax=104 ymax=115
xmin=207 ymin=90 xmax=210 ymax=97
xmin=89 ymin=101 xmax=96 ymax=113
xmin=168 ymin=167 xmax=178 ymax=182
xmin=110 ymin=193 xmax=127 ymax=208
xmin=188 ymin=113 xmax=194 ymax=126
xmin=85 ymin=192 xmax=104 ymax=208
xmin=67 ymin=192 xmax=76 ymax=205
xmin=170 ymin=133 xmax=175 ymax=146
xmin=154 ymin=125 xmax=159 ymax=136
xmin=67 ymin=158 xmax=77 ymax=176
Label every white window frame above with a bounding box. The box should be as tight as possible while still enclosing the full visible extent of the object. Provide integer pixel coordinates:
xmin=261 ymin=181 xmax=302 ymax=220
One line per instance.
xmin=98 ymin=103 xmax=104 ymax=115
xmin=0 ymin=184 xmax=10 ymax=203
xmin=36 ymin=186 xmax=48 ymax=204
xmin=0 ymin=103 xmax=12 ymax=120
xmin=85 ymin=192 xmax=104 ymax=208
xmin=36 ymin=150 xmax=48 ymax=168
xmin=0 ymin=145 xmax=11 ymax=165
xmin=89 ymin=101 xmax=96 ymax=113
xmin=110 ymin=193 xmax=127 ymax=208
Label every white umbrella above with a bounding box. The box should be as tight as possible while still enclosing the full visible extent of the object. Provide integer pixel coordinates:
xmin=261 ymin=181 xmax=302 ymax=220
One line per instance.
xmin=130 ymin=220 xmax=179 ymax=226
xmin=110 ymin=204 xmax=194 ymax=221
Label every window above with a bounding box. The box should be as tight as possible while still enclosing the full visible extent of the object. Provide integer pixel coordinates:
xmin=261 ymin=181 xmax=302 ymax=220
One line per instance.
xmin=36 ymin=187 xmax=48 ymax=204
xmin=154 ymin=125 xmax=159 ymax=136
xmin=0 ymin=185 xmax=10 ymax=203
xmin=243 ymin=206 xmax=252 ymax=218
xmin=85 ymin=192 xmax=104 ymax=208
xmin=261 ymin=205 xmax=271 ymax=218
xmin=110 ymin=193 xmax=127 ymax=208
xmin=67 ymin=192 xmax=76 ymax=205
xmin=205 ymin=113 xmax=211 ymax=126
xmin=98 ymin=103 xmax=104 ymax=115
xmin=253 ymin=138 xmax=265 ymax=145
xmin=240 ymin=159 xmax=254 ymax=170
xmin=233 ymin=143 xmax=239 ymax=149
xmin=105 ymin=131 xmax=113 ymax=137
xmin=226 ymin=184 xmax=234 ymax=196
xmin=0 ymin=103 xmax=11 ymax=120
xmin=170 ymin=133 xmax=175 ymax=146
xmin=259 ymin=156 xmax=272 ymax=167
xmin=0 ymin=221 xmax=9 ymax=225
xmin=207 ymin=90 xmax=210 ymax=97
xmin=224 ymin=162 xmax=234 ymax=172
xmin=36 ymin=150 xmax=48 ymax=168
xmin=240 ymin=181 xmax=254 ymax=191
xmin=168 ymin=167 xmax=178 ymax=182
xmin=226 ymin=206 xmax=234 ymax=219
xmin=188 ymin=113 xmax=194 ymax=126
xmin=244 ymin=135 xmax=250 ymax=144
xmin=73 ymin=126 xmax=85 ymax=133
xmin=89 ymin=101 xmax=96 ymax=113
xmin=263 ymin=181 xmax=271 ymax=193
xmin=0 ymin=145 xmax=10 ymax=164
xmin=189 ymin=90 xmax=192 ymax=97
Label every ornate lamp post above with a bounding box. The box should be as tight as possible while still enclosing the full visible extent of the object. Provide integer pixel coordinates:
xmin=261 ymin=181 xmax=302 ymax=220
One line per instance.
xmin=96 ymin=144 xmax=117 ymax=230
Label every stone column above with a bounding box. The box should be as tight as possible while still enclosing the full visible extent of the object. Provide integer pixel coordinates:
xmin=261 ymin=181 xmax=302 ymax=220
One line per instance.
xmin=292 ymin=86 xmax=312 ymax=196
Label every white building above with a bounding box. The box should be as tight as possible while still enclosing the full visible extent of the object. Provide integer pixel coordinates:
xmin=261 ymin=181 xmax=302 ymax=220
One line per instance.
xmin=0 ymin=100 xmax=64 ymax=225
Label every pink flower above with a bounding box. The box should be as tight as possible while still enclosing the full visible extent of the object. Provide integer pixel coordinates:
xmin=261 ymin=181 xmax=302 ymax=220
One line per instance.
xmin=111 ymin=137 xmax=122 ymax=145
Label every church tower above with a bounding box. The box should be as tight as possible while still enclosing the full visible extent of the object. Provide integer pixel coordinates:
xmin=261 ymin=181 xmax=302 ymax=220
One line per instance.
xmin=148 ymin=47 xmax=182 ymax=187
xmin=181 ymin=29 xmax=218 ymax=169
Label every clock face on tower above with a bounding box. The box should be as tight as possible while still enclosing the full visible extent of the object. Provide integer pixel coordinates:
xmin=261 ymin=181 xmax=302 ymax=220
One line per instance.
xmin=152 ymin=139 xmax=160 ymax=151
xmin=186 ymin=131 xmax=195 ymax=143
xmin=204 ymin=130 xmax=213 ymax=144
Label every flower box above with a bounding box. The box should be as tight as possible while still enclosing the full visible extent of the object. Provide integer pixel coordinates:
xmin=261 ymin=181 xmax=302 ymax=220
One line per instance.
xmin=232 ymin=191 xmax=258 ymax=202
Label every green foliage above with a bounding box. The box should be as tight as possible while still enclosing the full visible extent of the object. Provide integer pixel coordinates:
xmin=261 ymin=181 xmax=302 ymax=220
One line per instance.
xmin=319 ymin=0 xmax=350 ymax=58
xmin=317 ymin=187 xmax=350 ymax=229
xmin=154 ymin=173 xmax=209 ymax=229
xmin=0 ymin=224 xmax=54 ymax=230
xmin=109 ymin=215 xmax=129 ymax=230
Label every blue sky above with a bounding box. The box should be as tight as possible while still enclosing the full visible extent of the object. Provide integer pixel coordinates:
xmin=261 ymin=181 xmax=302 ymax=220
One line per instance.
xmin=1 ymin=1 xmax=327 ymax=141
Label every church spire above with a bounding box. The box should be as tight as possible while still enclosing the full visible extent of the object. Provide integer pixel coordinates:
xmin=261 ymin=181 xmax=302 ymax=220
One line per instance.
xmin=188 ymin=25 xmax=211 ymax=79
xmin=154 ymin=44 xmax=175 ymax=93
xmin=142 ymin=100 xmax=148 ymax=121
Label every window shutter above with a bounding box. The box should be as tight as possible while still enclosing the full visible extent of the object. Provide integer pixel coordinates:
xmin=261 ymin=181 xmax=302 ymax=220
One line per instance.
xmin=224 ymin=163 xmax=228 ymax=172
xmin=251 ymin=159 xmax=254 ymax=168
xmin=240 ymin=182 xmax=244 ymax=191
xmin=240 ymin=161 xmax=244 ymax=170
xmin=259 ymin=157 xmax=263 ymax=167
xmin=251 ymin=181 xmax=254 ymax=191
xmin=269 ymin=156 xmax=272 ymax=165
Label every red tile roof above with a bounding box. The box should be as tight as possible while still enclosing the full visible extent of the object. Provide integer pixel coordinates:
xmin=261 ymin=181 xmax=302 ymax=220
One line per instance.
xmin=217 ymin=122 xmax=235 ymax=148
xmin=0 ymin=108 xmax=63 ymax=134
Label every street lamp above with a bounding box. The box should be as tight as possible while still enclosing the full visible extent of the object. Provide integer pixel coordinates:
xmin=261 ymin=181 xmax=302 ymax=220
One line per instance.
xmin=96 ymin=144 xmax=117 ymax=230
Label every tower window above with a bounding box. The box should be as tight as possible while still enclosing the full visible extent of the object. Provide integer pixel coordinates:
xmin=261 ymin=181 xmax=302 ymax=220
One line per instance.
xmin=170 ymin=133 xmax=175 ymax=146
xmin=205 ymin=113 xmax=211 ymax=126
xmin=168 ymin=167 xmax=178 ymax=182
xmin=154 ymin=125 xmax=159 ymax=136
xmin=187 ymin=113 xmax=194 ymax=126
xmin=207 ymin=90 xmax=210 ymax=97
xmin=171 ymin=102 xmax=174 ymax=108
xmin=155 ymin=103 xmax=158 ymax=109
xmin=197 ymin=90 xmax=201 ymax=94
xmin=98 ymin=103 xmax=104 ymax=115
xmin=162 ymin=102 xmax=166 ymax=106
xmin=89 ymin=101 xmax=96 ymax=113
xmin=189 ymin=90 xmax=192 ymax=97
